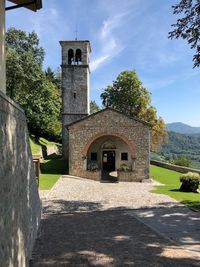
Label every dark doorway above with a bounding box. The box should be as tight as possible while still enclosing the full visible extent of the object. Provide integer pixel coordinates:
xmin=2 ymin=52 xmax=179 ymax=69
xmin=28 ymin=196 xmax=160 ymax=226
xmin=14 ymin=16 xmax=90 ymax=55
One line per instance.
xmin=102 ymin=151 xmax=115 ymax=171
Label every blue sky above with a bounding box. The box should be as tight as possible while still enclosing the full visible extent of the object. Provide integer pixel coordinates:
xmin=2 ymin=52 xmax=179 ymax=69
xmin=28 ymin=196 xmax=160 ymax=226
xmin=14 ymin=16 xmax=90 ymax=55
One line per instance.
xmin=6 ymin=0 xmax=200 ymax=126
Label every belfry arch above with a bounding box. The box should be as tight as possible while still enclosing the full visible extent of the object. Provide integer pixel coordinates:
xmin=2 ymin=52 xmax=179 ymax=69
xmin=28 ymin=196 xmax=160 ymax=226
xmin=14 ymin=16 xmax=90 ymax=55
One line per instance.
xmin=75 ymin=49 xmax=82 ymax=64
xmin=68 ymin=49 xmax=74 ymax=64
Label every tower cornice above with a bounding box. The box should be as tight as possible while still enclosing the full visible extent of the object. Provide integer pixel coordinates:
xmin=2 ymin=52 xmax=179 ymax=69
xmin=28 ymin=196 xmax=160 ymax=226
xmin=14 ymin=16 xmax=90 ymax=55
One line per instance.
xmin=61 ymin=64 xmax=89 ymax=68
xmin=59 ymin=40 xmax=91 ymax=52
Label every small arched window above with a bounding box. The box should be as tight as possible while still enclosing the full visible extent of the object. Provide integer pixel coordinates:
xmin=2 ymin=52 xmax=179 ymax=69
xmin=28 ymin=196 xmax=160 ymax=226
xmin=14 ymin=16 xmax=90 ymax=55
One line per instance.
xmin=75 ymin=49 xmax=82 ymax=64
xmin=68 ymin=49 xmax=74 ymax=65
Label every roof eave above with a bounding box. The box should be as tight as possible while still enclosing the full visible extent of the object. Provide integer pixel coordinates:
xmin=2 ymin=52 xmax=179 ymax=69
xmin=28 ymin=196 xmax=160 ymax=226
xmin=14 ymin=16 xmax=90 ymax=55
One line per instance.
xmin=7 ymin=0 xmax=42 ymax=12
xmin=65 ymin=107 xmax=152 ymax=129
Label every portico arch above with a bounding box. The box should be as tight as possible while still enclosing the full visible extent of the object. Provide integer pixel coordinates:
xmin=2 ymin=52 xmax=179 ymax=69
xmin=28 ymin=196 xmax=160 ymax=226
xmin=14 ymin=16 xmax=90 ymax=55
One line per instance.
xmin=82 ymin=132 xmax=136 ymax=159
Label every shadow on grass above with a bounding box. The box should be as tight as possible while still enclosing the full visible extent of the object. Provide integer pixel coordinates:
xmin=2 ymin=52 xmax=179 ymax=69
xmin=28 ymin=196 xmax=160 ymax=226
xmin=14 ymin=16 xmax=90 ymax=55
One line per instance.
xmin=170 ymin=189 xmax=180 ymax=192
xmin=40 ymin=159 xmax=68 ymax=174
xmin=168 ymin=189 xmax=200 ymax=211
xmin=181 ymin=200 xmax=200 ymax=211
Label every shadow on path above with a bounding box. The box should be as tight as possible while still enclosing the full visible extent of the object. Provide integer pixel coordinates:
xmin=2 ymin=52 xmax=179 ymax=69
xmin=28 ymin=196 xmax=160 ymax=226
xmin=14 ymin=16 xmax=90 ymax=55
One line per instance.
xmin=101 ymin=171 xmax=118 ymax=183
xmin=30 ymin=200 xmax=200 ymax=267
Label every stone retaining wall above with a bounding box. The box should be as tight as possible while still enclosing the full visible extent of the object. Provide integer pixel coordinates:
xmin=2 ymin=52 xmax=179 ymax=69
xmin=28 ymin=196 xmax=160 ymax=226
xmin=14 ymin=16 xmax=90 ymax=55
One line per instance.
xmin=0 ymin=92 xmax=41 ymax=267
xmin=74 ymin=170 xmax=101 ymax=181
xmin=118 ymin=171 xmax=143 ymax=182
xmin=151 ymin=160 xmax=200 ymax=174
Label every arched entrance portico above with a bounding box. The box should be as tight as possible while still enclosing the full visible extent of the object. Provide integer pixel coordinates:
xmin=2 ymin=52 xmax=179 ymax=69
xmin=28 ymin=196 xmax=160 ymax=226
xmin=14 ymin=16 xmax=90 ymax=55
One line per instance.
xmin=82 ymin=132 xmax=137 ymax=181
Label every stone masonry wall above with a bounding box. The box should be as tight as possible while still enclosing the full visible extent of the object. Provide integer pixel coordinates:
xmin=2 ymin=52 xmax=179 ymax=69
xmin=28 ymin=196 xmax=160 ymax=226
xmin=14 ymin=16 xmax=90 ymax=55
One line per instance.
xmin=151 ymin=160 xmax=200 ymax=174
xmin=62 ymin=114 xmax=87 ymax=160
xmin=68 ymin=109 xmax=150 ymax=181
xmin=0 ymin=92 xmax=41 ymax=267
xmin=118 ymin=171 xmax=143 ymax=182
xmin=60 ymin=41 xmax=90 ymax=159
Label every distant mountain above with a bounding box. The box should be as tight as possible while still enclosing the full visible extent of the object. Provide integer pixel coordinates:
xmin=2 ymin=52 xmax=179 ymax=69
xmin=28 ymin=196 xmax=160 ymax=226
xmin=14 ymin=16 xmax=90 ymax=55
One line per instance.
xmin=166 ymin=122 xmax=200 ymax=135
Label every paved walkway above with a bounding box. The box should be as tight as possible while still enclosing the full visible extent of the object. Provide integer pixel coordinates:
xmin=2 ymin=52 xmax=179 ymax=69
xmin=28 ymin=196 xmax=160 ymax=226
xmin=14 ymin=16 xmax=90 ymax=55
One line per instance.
xmin=31 ymin=176 xmax=200 ymax=266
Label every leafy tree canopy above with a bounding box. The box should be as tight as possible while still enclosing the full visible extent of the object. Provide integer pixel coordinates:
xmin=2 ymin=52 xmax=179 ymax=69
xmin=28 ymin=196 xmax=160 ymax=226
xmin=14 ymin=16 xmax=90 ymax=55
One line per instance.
xmin=100 ymin=70 xmax=167 ymax=151
xmin=90 ymin=100 xmax=101 ymax=114
xmin=6 ymin=28 xmax=61 ymax=140
xmin=6 ymin=27 xmax=44 ymax=65
xmin=45 ymin=66 xmax=61 ymax=89
xmin=169 ymin=0 xmax=200 ymax=68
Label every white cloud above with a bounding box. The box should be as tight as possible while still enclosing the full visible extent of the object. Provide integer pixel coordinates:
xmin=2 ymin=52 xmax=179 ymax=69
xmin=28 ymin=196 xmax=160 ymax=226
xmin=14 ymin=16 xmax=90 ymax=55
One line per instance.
xmin=29 ymin=8 xmax=60 ymax=37
xmin=90 ymin=55 xmax=109 ymax=71
xmin=142 ymin=75 xmax=178 ymax=91
xmin=101 ymin=13 xmax=125 ymax=38
xmin=90 ymin=13 xmax=126 ymax=72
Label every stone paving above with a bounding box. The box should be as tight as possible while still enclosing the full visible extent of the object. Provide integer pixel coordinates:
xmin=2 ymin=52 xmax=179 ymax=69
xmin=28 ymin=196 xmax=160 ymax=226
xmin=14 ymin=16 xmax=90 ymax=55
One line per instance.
xmin=30 ymin=176 xmax=200 ymax=266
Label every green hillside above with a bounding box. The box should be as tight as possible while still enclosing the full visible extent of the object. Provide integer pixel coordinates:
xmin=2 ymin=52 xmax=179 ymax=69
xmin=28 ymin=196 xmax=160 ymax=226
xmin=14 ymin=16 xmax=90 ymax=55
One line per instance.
xmin=152 ymin=131 xmax=200 ymax=169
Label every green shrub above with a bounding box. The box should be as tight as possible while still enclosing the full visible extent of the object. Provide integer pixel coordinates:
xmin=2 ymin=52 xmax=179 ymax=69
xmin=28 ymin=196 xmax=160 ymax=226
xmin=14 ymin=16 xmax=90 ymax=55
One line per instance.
xmin=87 ymin=162 xmax=99 ymax=171
xmin=180 ymin=172 xmax=200 ymax=183
xmin=179 ymin=172 xmax=200 ymax=193
xmin=119 ymin=164 xmax=130 ymax=171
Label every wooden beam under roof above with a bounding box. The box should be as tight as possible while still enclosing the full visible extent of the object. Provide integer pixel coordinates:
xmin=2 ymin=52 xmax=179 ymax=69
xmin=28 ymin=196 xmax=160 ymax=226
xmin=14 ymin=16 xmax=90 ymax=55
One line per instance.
xmin=7 ymin=0 xmax=42 ymax=12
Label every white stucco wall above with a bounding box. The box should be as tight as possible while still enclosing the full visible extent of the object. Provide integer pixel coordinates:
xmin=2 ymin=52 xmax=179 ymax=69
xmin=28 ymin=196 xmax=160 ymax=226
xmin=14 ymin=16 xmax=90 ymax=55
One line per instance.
xmin=0 ymin=0 xmax=6 ymax=94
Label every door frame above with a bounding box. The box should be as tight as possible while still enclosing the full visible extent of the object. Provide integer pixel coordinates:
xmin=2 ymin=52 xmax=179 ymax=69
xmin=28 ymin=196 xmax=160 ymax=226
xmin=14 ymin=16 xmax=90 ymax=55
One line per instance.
xmin=102 ymin=150 xmax=116 ymax=171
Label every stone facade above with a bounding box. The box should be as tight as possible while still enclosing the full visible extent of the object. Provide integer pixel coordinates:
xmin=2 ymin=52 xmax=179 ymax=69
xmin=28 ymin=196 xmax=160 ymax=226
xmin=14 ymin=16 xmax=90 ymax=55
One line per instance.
xmin=60 ymin=41 xmax=91 ymax=159
xmin=0 ymin=91 xmax=41 ymax=267
xmin=0 ymin=0 xmax=6 ymax=94
xmin=68 ymin=108 xmax=151 ymax=181
xmin=118 ymin=170 xmax=143 ymax=182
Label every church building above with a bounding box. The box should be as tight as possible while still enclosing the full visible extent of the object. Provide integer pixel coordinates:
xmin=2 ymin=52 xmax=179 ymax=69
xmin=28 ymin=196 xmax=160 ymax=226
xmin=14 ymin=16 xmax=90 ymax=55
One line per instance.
xmin=60 ymin=40 xmax=151 ymax=182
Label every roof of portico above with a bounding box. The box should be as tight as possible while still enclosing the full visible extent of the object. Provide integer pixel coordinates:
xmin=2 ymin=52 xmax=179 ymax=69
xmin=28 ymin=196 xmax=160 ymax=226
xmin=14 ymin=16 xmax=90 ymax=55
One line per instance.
xmin=7 ymin=0 xmax=42 ymax=12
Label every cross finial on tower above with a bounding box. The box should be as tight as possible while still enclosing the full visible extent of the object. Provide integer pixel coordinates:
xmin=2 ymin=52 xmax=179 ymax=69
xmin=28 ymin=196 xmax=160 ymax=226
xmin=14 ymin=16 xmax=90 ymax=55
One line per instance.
xmin=75 ymin=25 xmax=78 ymax=40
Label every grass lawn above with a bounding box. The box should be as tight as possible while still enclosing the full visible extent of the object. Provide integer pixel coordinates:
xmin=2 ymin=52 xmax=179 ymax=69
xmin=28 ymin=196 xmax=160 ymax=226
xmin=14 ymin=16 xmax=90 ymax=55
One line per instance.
xmin=30 ymin=135 xmax=65 ymax=190
xmin=39 ymin=174 xmax=61 ymax=190
xmin=30 ymin=137 xmax=41 ymax=154
xmin=39 ymin=158 xmax=68 ymax=190
xmin=150 ymin=165 xmax=200 ymax=211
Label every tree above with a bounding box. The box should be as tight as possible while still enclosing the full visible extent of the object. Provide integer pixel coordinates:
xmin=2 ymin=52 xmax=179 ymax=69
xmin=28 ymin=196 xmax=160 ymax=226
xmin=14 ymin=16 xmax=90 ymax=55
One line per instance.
xmin=45 ymin=66 xmax=61 ymax=90
xmin=170 ymin=155 xmax=191 ymax=167
xmin=6 ymin=28 xmax=61 ymax=140
xmin=6 ymin=27 xmax=44 ymax=65
xmin=45 ymin=66 xmax=55 ymax=82
xmin=25 ymin=80 xmax=61 ymax=140
xmin=101 ymin=70 xmax=167 ymax=151
xmin=90 ymin=100 xmax=100 ymax=114
xmin=169 ymin=0 xmax=200 ymax=68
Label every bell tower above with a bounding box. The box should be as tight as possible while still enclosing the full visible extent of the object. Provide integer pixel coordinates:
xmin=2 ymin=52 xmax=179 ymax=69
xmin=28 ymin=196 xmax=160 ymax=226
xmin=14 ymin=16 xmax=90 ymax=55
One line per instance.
xmin=60 ymin=40 xmax=91 ymax=159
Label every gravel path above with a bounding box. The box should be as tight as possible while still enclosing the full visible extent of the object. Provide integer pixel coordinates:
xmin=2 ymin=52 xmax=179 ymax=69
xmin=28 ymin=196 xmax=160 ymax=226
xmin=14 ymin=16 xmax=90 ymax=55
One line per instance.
xmin=42 ymin=175 xmax=179 ymax=214
xmin=31 ymin=176 xmax=200 ymax=266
